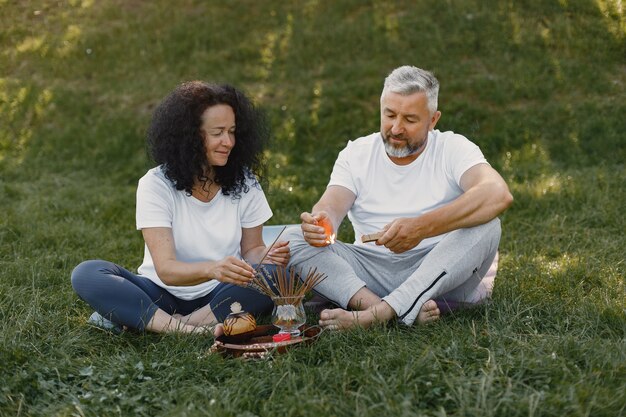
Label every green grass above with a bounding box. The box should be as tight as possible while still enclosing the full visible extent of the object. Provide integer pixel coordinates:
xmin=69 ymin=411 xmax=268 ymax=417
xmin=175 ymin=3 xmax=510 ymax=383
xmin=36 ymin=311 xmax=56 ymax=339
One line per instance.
xmin=1 ymin=0 xmax=624 ymax=415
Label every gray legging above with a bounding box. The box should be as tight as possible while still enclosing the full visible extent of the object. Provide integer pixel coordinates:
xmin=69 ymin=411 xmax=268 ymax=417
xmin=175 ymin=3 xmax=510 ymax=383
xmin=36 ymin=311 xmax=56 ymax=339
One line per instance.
xmin=71 ymin=260 xmax=274 ymax=330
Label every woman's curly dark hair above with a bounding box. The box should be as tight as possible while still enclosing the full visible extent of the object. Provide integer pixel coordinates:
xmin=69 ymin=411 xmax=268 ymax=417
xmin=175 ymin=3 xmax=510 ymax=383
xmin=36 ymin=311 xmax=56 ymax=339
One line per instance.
xmin=147 ymin=81 xmax=269 ymax=197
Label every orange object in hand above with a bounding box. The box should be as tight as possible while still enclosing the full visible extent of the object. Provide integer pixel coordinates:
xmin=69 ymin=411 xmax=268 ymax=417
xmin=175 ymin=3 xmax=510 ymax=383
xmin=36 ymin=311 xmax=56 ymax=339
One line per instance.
xmin=311 ymin=218 xmax=335 ymax=247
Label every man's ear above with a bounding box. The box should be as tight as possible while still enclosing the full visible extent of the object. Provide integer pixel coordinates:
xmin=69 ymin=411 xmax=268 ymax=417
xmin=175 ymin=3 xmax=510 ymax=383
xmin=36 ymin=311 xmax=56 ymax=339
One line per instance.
xmin=429 ymin=111 xmax=442 ymax=130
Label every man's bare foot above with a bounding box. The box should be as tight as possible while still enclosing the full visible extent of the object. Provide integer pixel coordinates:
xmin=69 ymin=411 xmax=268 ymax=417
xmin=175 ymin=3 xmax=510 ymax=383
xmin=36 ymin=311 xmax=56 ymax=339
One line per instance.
xmin=319 ymin=308 xmax=376 ymax=330
xmin=416 ymin=300 xmax=440 ymax=324
xmin=319 ymin=301 xmax=395 ymax=330
xmin=320 ymin=300 xmax=439 ymax=329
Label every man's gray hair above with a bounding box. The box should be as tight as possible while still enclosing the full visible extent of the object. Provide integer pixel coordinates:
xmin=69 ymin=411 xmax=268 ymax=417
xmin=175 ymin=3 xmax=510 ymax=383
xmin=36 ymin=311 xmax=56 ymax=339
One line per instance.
xmin=383 ymin=66 xmax=439 ymax=114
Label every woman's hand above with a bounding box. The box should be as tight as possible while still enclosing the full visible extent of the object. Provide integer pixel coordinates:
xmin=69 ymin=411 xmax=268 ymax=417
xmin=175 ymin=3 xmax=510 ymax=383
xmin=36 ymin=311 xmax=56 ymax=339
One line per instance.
xmin=264 ymin=240 xmax=290 ymax=266
xmin=209 ymin=256 xmax=255 ymax=286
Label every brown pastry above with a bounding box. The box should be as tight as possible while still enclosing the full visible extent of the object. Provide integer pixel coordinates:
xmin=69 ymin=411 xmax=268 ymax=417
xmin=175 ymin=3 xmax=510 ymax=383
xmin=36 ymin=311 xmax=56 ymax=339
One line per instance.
xmin=223 ymin=302 xmax=256 ymax=336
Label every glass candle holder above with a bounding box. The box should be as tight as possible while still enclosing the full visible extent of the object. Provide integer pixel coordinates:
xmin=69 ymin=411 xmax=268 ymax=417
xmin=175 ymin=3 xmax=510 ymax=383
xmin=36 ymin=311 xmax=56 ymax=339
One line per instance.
xmin=271 ymin=295 xmax=306 ymax=336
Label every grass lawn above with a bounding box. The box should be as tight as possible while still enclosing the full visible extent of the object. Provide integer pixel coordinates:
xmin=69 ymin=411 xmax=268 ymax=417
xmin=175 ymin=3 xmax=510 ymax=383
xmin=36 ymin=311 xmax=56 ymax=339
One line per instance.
xmin=1 ymin=0 xmax=624 ymax=416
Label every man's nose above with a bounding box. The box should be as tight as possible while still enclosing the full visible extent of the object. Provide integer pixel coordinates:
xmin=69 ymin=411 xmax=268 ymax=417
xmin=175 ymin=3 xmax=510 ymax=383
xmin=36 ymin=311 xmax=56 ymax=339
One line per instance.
xmin=391 ymin=119 xmax=404 ymax=134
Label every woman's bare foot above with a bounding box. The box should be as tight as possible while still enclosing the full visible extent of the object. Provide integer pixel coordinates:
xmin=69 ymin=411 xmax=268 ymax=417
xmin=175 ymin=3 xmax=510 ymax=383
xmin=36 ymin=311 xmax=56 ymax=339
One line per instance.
xmin=146 ymin=309 xmax=203 ymax=334
xmin=416 ymin=300 xmax=440 ymax=324
xmin=211 ymin=323 xmax=224 ymax=337
xmin=172 ymin=308 xmax=217 ymax=328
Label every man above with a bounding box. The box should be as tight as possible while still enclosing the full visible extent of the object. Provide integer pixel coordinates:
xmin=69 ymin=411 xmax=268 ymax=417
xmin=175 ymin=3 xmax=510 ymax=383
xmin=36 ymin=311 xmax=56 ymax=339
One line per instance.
xmin=284 ymin=66 xmax=513 ymax=329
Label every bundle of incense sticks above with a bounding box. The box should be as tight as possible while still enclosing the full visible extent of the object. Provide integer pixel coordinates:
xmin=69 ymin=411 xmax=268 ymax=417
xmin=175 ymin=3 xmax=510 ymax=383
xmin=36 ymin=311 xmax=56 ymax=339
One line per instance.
xmin=248 ymin=265 xmax=326 ymax=299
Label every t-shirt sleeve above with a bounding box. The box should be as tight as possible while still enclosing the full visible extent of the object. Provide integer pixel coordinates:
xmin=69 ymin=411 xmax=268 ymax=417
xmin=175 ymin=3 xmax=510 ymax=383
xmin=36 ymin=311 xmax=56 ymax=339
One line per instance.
xmin=445 ymin=135 xmax=489 ymax=185
xmin=136 ymin=173 xmax=174 ymax=230
xmin=240 ymin=181 xmax=273 ymax=228
xmin=327 ymin=141 xmax=357 ymax=194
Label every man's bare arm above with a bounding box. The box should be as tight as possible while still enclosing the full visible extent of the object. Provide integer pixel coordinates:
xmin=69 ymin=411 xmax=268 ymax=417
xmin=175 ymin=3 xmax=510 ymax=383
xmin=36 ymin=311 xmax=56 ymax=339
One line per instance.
xmin=378 ymin=163 xmax=513 ymax=253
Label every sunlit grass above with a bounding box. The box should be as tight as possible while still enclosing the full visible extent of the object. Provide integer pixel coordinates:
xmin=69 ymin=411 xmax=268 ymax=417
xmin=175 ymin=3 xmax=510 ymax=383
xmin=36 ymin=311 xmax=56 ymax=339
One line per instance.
xmin=1 ymin=0 xmax=624 ymax=415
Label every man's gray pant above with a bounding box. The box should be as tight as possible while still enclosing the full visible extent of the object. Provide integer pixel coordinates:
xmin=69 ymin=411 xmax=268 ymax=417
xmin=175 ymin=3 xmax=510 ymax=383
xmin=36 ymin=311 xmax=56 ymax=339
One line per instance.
xmin=284 ymin=218 xmax=501 ymax=325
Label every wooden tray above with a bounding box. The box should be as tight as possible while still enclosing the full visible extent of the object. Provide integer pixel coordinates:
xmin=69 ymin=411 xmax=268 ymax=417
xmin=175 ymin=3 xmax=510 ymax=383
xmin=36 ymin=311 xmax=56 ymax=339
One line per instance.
xmin=210 ymin=325 xmax=321 ymax=359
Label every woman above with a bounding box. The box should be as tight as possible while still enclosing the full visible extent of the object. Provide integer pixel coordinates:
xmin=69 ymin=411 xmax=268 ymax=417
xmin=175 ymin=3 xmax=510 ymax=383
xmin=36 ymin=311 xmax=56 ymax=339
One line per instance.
xmin=71 ymin=81 xmax=289 ymax=334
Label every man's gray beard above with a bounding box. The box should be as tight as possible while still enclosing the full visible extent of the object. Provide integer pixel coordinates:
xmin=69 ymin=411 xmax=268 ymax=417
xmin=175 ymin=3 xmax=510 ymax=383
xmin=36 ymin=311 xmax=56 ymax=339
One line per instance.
xmin=383 ymin=134 xmax=425 ymax=158
xmin=384 ymin=141 xmax=419 ymax=158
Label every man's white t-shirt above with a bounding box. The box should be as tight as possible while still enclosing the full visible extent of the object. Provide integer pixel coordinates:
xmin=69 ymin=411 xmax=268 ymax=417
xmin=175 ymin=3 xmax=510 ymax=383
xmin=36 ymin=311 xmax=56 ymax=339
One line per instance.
xmin=328 ymin=129 xmax=488 ymax=252
xmin=136 ymin=166 xmax=272 ymax=300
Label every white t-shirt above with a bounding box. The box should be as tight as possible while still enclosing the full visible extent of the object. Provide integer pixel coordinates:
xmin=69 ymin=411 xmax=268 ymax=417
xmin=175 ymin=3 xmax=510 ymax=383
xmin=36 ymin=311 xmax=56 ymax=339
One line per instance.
xmin=136 ymin=166 xmax=272 ymax=300
xmin=328 ymin=129 xmax=488 ymax=252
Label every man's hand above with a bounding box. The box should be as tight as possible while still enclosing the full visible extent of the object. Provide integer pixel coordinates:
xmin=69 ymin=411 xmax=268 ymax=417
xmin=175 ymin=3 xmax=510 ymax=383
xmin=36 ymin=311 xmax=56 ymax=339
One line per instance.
xmin=376 ymin=217 xmax=425 ymax=253
xmin=300 ymin=211 xmax=334 ymax=247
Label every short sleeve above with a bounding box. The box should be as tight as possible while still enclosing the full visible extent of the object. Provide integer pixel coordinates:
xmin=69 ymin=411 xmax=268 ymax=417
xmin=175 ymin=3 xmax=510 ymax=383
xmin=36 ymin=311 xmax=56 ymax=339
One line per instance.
xmin=328 ymin=142 xmax=357 ymax=194
xmin=239 ymin=180 xmax=273 ymax=228
xmin=136 ymin=172 xmax=174 ymax=230
xmin=445 ymin=135 xmax=489 ymax=185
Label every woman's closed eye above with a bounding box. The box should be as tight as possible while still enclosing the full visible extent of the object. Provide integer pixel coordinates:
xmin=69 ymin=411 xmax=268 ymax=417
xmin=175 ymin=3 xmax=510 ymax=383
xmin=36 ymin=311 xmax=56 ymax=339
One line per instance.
xmin=209 ymin=128 xmax=235 ymax=137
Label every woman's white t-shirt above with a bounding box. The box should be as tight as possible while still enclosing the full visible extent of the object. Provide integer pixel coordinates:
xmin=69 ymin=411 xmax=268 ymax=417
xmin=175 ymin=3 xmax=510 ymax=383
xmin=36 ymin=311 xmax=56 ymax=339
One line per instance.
xmin=135 ymin=166 xmax=272 ymax=300
xmin=328 ymin=129 xmax=488 ymax=252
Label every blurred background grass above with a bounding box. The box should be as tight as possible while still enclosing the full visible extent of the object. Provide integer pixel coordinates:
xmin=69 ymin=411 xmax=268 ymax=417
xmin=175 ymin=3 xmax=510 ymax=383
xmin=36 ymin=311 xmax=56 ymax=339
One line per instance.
xmin=1 ymin=0 xmax=624 ymax=416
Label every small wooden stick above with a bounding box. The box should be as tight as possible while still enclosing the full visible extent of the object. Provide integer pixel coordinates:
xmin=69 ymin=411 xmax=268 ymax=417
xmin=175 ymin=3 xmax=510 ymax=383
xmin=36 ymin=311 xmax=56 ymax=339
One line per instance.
xmin=361 ymin=232 xmax=383 ymax=243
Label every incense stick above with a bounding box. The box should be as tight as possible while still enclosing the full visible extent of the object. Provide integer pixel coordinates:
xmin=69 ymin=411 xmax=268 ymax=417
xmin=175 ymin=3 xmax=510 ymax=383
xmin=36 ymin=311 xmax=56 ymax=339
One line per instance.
xmin=253 ymin=226 xmax=287 ymax=275
xmin=248 ymin=265 xmax=327 ymax=299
